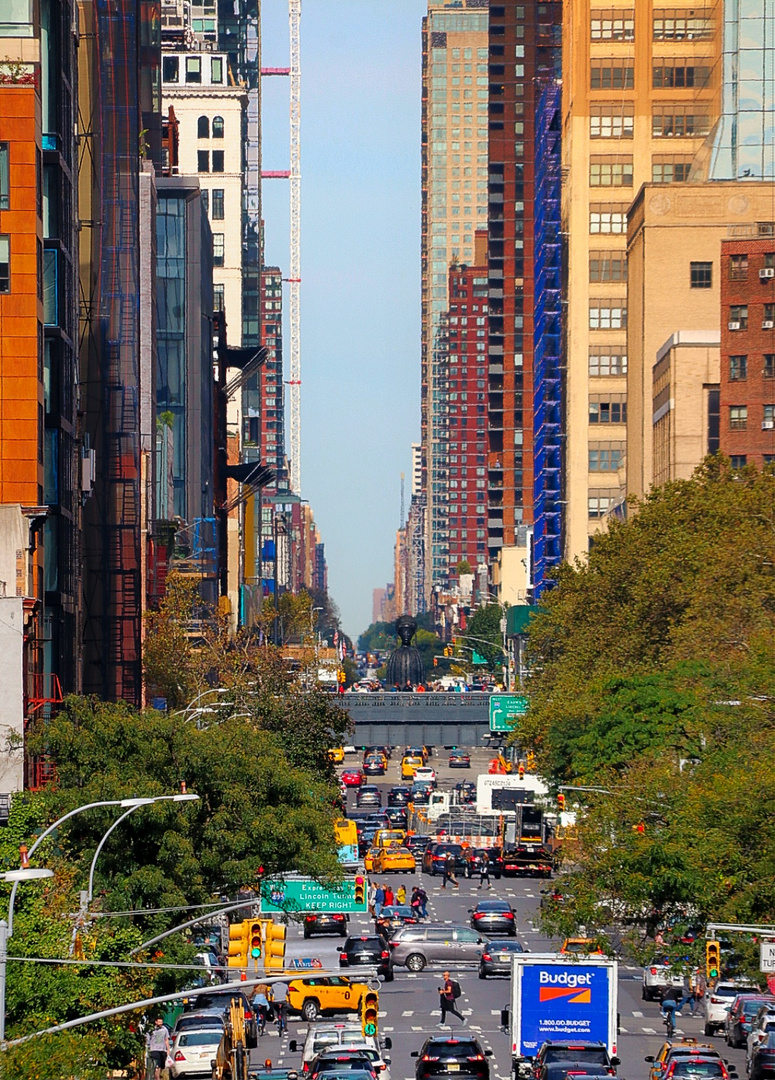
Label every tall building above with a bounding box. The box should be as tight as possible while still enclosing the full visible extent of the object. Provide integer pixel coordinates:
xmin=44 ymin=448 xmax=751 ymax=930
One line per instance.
xmin=486 ymin=0 xmax=561 ymax=585
xmin=421 ymin=0 xmax=490 ymax=598
xmin=561 ymin=0 xmax=721 ymax=559
xmin=718 ymin=229 xmax=775 ymax=468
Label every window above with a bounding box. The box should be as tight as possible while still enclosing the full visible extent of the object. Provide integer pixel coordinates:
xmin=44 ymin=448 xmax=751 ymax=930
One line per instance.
xmin=589 ymin=300 xmax=627 ymax=329
xmin=186 ymin=56 xmax=202 ymax=83
xmin=653 ymin=9 xmax=713 ymax=40
xmin=0 ymin=235 xmax=9 ymax=292
xmin=765 ymin=252 xmax=775 ymax=269
xmin=729 ymin=305 xmax=748 ymax=330
xmin=212 ymin=189 xmax=224 ymax=219
xmin=212 ymin=150 xmax=224 ymax=173
xmin=766 ymin=304 xmax=775 ymax=326
xmin=591 ymin=61 xmax=634 ymax=90
xmin=162 ymin=55 xmax=179 ymax=83
xmin=0 ymin=143 xmax=8 ymax=210
xmin=212 ymin=116 xmax=224 ymax=139
xmin=730 ymin=455 xmax=747 ymax=468
xmin=590 ymin=252 xmax=627 ymax=282
xmin=588 ymin=494 xmax=616 ymax=518
xmin=589 ymin=398 xmax=627 ymax=423
xmin=690 ymin=261 xmax=712 ymax=288
xmin=729 ymin=406 xmax=748 ymax=429
xmin=211 ymin=57 xmax=223 ymax=83
xmin=765 ymin=355 xmax=775 ymax=378
xmin=729 ymin=253 xmax=748 ymax=279
xmin=200 ymin=189 xmax=209 ymax=214
xmin=652 ymin=106 xmax=711 ymax=137
xmin=197 ymin=150 xmax=209 ymax=173
xmin=729 ymin=355 xmax=747 ymax=380
xmin=589 ymin=446 xmax=624 ymax=471
xmin=197 ymin=116 xmax=209 ymax=139
xmin=652 ymin=157 xmax=693 ymax=182
xmin=213 ymin=233 xmax=225 ymax=267
xmin=653 ymin=60 xmax=710 ymax=88
xmin=590 ymin=157 xmax=633 ymax=186
xmin=764 ymin=404 xmax=775 ymax=426
xmin=589 ymin=348 xmax=627 ymax=376
xmin=590 ymin=105 xmax=634 ymax=139
xmin=591 ymin=9 xmax=635 ymax=40
xmin=590 ymin=205 xmax=628 ymax=234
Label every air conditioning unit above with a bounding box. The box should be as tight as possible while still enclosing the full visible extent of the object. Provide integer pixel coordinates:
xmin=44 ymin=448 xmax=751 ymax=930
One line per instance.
xmin=760 ymin=268 xmax=775 ymax=279
xmin=763 ymin=320 xmax=775 ymax=329
xmin=763 ymin=419 xmax=775 ymax=430
xmin=728 ymin=321 xmax=741 ymax=330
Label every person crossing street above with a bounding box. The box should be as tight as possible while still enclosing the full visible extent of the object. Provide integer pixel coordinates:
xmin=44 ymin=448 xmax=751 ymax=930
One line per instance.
xmin=437 ymin=971 xmax=466 ymax=1027
xmin=478 ymin=850 xmax=492 ymax=889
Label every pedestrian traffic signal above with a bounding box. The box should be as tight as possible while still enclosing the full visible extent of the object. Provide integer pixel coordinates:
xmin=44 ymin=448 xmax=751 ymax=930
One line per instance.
xmin=249 ymin=920 xmax=263 ymax=960
xmin=264 ymin=920 xmax=287 ymax=970
xmin=706 ymin=940 xmax=721 ymax=981
xmin=361 ymin=989 xmax=379 ymax=1037
xmin=227 ymin=920 xmax=250 ymax=968
xmin=354 ymin=875 xmax=366 ymax=907
xmin=557 ymin=793 xmax=565 ymax=811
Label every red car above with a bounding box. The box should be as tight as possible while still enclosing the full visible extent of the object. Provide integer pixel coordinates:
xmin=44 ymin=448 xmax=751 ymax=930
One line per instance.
xmin=341 ymin=768 xmax=364 ymax=787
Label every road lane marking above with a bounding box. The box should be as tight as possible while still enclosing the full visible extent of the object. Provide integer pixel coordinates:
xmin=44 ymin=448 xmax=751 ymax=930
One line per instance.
xmin=632 ymin=1010 xmax=644 ymax=1017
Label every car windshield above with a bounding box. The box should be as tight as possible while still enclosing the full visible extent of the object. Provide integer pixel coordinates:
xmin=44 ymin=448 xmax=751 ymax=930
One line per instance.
xmin=382 ymin=906 xmax=414 ymax=918
xmin=488 ymin=940 xmax=523 ymax=952
xmin=178 ymin=1031 xmax=222 ymax=1047
xmin=671 ymin=1063 xmax=725 ymax=1078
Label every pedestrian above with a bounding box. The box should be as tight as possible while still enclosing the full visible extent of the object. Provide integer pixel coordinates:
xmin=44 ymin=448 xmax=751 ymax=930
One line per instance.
xmin=417 ymin=885 xmax=429 ymax=919
xmin=397 ymin=884 xmax=407 ymax=905
xmin=410 ymin=886 xmax=422 ymax=918
xmin=437 ymin=970 xmax=466 ymax=1027
xmin=677 ymin=976 xmax=697 ymax=1017
xmin=368 ymin=882 xmax=377 ymax=917
xmin=384 ymin=884 xmax=394 ymax=907
xmin=374 ymin=883 xmax=385 ymax=919
xmin=270 ymin=981 xmax=289 ymax=1034
xmin=147 ymin=1017 xmax=170 ymax=1080
xmin=478 ymin=851 xmax=492 ymax=890
xmin=661 ymin=985 xmax=682 ymax=1021
xmin=441 ymin=852 xmax=459 ymax=889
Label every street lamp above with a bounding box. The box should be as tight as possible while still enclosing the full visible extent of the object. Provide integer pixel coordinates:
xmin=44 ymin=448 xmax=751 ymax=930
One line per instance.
xmin=173 ymin=686 xmax=230 ymax=717
xmin=0 ymin=854 xmax=54 ymax=1040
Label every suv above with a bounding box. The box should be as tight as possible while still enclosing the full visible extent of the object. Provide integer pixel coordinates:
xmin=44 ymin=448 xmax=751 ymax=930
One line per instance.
xmin=411 ymin=1035 xmax=493 ymax=1080
xmin=304 ymin=912 xmax=349 ymax=939
xmin=422 ymin=843 xmax=466 ymax=876
xmin=704 ymin=982 xmax=759 ymax=1037
xmin=181 ymin=989 xmax=258 ymax=1048
xmin=531 ymin=1041 xmax=619 ymax=1078
xmin=338 ymin=935 xmax=394 ymax=981
xmin=643 ymin=959 xmax=686 ymax=1002
xmin=388 ymin=924 xmax=486 ymax=971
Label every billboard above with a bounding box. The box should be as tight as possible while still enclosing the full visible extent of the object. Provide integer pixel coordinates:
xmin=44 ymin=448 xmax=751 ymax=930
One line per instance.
xmin=513 ymin=956 xmax=616 ymax=1056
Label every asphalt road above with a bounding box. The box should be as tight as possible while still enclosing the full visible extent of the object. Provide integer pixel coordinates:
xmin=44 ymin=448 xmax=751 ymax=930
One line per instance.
xmin=247 ymin=748 xmax=752 ymax=1080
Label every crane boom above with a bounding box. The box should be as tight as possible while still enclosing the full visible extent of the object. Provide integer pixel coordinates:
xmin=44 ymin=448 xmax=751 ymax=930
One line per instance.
xmin=289 ymin=0 xmax=302 ymax=493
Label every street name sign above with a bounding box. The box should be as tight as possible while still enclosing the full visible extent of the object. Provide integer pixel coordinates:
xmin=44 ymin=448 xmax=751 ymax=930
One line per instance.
xmin=489 ymin=693 xmax=528 ymax=732
xmin=260 ymin=875 xmax=368 ymax=915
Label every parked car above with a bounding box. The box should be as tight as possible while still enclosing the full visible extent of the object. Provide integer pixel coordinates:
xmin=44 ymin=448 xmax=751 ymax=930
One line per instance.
xmin=411 ymin=1035 xmax=493 ymax=1080
xmin=421 ymin=843 xmax=467 ymax=876
xmin=704 ymin=981 xmax=759 ymax=1036
xmin=172 ymin=1010 xmax=226 ymax=1035
xmin=750 ymin=1032 xmax=775 ymax=1080
xmin=303 ymin=912 xmax=349 ymax=939
xmin=387 ymin=923 xmax=486 ymax=971
xmin=478 ymin=938 xmax=525 ymax=979
xmin=448 ymin=749 xmax=471 ymax=768
xmin=642 ymin=958 xmax=686 ymax=1002
xmin=169 ymin=1028 xmax=225 ymax=1078
xmin=181 ymin=989 xmax=257 ymax=1048
xmin=463 ymin=848 xmax=503 ymax=880
xmin=469 ymin=900 xmax=517 ymax=936
xmin=356 ymin=785 xmax=383 ymax=809
xmin=726 ymin=995 xmax=775 ymax=1049
xmin=338 ymin=935 xmax=394 ymax=981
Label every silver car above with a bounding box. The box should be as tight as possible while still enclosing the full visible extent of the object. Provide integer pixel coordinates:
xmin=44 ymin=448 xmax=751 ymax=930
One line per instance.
xmin=387 ymin=923 xmax=486 ymax=972
xmin=642 ymin=959 xmax=685 ymax=1001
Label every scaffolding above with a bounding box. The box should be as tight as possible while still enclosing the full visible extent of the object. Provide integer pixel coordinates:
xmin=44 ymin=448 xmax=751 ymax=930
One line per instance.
xmin=532 ymin=80 xmax=563 ymax=597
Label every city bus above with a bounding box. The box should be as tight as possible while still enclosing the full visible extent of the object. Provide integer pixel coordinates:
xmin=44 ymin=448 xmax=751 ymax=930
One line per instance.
xmin=334 ymin=818 xmax=359 ymax=866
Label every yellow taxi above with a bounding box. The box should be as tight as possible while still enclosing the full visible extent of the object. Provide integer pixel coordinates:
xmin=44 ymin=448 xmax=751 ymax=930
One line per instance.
xmin=363 ymin=846 xmax=382 ymax=873
xmin=645 ymin=1039 xmax=717 ymax=1080
xmin=401 ymin=754 xmax=424 ymax=780
xmin=405 ymin=744 xmax=429 ymax=764
xmin=286 ymin=975 xmax=368 ymax=1022
xmin=371 ymin=846 xmax=417 ymax=874
xmin=327 ymin=747 xmax=345 ymax=764
xmin=560 ymin=937 xmax=608 ymax=956
xmin=374 ymin=828 xmax=407 ymax=849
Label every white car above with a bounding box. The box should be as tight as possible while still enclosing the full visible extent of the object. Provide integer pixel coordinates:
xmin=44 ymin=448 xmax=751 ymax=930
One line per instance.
xmin=703 ymin=980 xmax=759 ymax=1036
xmin=642 ymin=959 xmax=684 ymax=1001
xmin=169 ymin=1027 xmax=224 ymax=1077
xmin=413 ymin=766 xmax=436 ymax=785
xmin=289 ymin=1023 xmax=392 ymax=1073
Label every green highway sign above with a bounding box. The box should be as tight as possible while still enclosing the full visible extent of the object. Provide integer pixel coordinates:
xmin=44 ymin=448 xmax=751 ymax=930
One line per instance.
xmin=260 ymin=875 xmax=368 ymax=915
xmin=489 ymin=693 xmax=528 ymax=732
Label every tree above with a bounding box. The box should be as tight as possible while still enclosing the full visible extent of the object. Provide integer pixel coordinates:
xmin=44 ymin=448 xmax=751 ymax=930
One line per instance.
xmin=462 ymin=603 xmax=505 ymax=672
xmin=456 ymin=559 xmax=473 ymax=576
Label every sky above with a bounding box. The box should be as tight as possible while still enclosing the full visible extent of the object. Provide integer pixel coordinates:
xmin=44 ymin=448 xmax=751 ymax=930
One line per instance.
xmin=260 ymin=2 xmax=427 ymax=641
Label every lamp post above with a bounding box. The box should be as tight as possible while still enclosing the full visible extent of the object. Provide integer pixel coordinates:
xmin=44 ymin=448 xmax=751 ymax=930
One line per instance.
xmin=0 ymin=854 xmax=54 ymax=1041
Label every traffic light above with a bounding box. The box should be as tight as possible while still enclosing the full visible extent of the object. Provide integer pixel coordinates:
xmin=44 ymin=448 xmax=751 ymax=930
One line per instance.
xmin=518 ymin=763 xmax=525 ymax=780
xmin=227 ymin=920 xmax=249 ymax=969
xmin=249 ymin=920 xmax=264 ymax=964
xmin=557 ymin=793 xmax=566 ymax=811
xmin=354 ymin=875 xmax=366 ymax=908
xmin=527 ymin=751 xmax=536 ymax=770
xmin=264 ymin=920 xmax=287 ymax=970
xmin=361 ymin=989 xmax=379 ymax=1037
xmin=706 ymin=940 xmax=721 ymax=981
xmin=433 ymin=656 xmax=438 ymax=667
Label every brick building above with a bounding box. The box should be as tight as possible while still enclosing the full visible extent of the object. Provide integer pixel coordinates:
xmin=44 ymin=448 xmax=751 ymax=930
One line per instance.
xmin=719 ymin=229 xmax=775 ymax=468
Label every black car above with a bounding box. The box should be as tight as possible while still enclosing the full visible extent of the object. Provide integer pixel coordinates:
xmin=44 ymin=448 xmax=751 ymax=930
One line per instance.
xmin=751 ymin=1032 xmax=775 ymax=1080
xmin=478 ymin=938 xmax=524 ymax=979
xmin=375 ymin=904 xmax=419 ymax=940
xmin=531 ymin=1041 xmax=619 ymax=1078
xmin=411 ymin=1036 xmax=493 ymax=1080
xmin=384 ymin=806 xmax=408 ymax=829
xmin=387 ymin=787 xmax=412 ymax=807
xmin=449 ymin=750 xmax=471 ymax=768
xmin=406 ymin=834 xmax=433 ymax=857
xmin=422 ymin=842 xmax=466 ymax=876
xmin=469 ymin=900 xmax=517 ymax=936
xmin=362 ymin=756 xmax=387 ymax=777
xmin=454 ymin=780 xmax=477 ymax=805
xmin=303 ymin=912 xmax=349 ymax=938
xmin=411 ymin=781 xmax=434 ymax=805
xmin=463 ymin=848 xmax=503 ymax=879
xmin=337 ymin=934 xmax=394 ymax=981
xmin=310 ymin=1051 xmax=380 ymax=1080
xmin=539 ymin=1064 xmax=614 ymax=1080
xmin=356 ymin=785 xmax=383 ymax=809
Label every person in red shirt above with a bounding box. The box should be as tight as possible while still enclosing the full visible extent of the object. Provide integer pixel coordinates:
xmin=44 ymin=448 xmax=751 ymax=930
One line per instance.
xmin=383 ymin=884 xmax=394 ymax=907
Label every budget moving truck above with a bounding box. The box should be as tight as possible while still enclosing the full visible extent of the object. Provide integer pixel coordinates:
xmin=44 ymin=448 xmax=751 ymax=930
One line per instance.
xmin=504 ymin=954 xmax=618 ymax=1078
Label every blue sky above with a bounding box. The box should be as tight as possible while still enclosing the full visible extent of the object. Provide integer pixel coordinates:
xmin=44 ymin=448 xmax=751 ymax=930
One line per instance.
xmin=260 ymin=2 xmax=426 ymax=640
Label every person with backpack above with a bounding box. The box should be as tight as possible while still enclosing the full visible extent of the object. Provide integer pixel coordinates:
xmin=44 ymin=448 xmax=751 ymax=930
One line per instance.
xmin=437 ymin=970 xmax=466 ymax=1027
xmin=417 ymin=884 xmax=429 ymax=918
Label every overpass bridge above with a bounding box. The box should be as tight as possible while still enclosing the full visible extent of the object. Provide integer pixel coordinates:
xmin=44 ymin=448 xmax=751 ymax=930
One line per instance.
xmin=338 ymin=692 xmax=496 ymax=748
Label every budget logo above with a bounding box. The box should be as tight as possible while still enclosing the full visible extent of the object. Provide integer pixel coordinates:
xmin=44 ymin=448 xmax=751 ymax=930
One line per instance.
xmin=539 ymin=987 xmax=592 ymax=1004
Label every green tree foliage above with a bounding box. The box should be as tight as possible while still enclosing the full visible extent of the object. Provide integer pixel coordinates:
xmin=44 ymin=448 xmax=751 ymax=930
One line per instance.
xmin=357 ymin=621 xmax=396 ymax=653
xmin=456 ymin=559 xmax=473 ymax=576
xmin=462 ymin=603 xmax=505 ymax=672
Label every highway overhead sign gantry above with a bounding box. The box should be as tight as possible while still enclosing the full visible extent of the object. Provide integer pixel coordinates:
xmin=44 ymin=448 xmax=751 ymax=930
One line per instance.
xmin=260 ymin=875 xmax=368 ymax=915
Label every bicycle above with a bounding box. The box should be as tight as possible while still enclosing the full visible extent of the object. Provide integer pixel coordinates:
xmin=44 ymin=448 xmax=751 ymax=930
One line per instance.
xmin=275 ymin=1002 xmax=288 ymax=1036
xmin=663 ymin=1008 xmax=675 ymax=1039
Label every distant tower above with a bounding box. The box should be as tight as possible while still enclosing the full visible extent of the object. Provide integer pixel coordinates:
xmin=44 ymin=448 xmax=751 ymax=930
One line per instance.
xmin=400 ymin=472 xmax=405 ymax=527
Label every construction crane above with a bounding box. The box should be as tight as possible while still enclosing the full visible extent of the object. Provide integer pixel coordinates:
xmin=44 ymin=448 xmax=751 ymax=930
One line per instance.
xmin=261 ymin=1 xmax=302 ymax=495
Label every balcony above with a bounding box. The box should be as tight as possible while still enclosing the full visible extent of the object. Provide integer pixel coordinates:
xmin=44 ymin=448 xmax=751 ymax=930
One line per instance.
xmin=43 ymin=246 xmax=62 ymax=328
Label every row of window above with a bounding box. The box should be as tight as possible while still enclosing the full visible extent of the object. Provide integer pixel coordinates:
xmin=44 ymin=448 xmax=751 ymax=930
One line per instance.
xmin=728 ymin=355 xmax=775 ymax=380
xmin=590 ymin=301 xmax=627 ymax=330
xmin=729 ymin=252 xmax=775 ymax=279
xmin=162 ymin=54 xmax=224 ymax=85
xmin=589 ymin=155 xmax=699 ymax=186
xmin=197 ymin=116 xmax=224 ymax=139
xmin=728 ymin=304 xmax=775 ymax=330
xmin=729 ymin=405 xmax=775 ymax=429
xmin=590 ymin=61 xmax=712 ymax=90
xmin=198 ymin=150 xmax=224 ymax=173
xmin=590 ymin=9 xmax=712 ymax=41
xmin=201 ymin=189 xmax=224 ymax=219
xmin=590 ymin=106 xmax=711 ymax=139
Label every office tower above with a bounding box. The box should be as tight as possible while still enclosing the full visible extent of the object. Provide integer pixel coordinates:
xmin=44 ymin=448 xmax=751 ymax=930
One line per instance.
xmin=486 ymin=0 xmax=561 ymax=589
xmin=421 ymin=0 xmax=490 ymax=598
xmin=561 ymin=1 xmax=721 ymax=558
